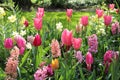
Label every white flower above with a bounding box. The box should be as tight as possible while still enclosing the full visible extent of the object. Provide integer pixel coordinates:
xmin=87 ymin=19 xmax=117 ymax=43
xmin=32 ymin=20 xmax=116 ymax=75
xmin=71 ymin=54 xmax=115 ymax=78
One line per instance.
xmin=0 ymin=7 xmax=6 ymax=17
xmin=56 ymin=22 xmax=63 ymax=31
xmin=12 ymin=31 xmax=19 ymax=37
xmin=20 ymin=30 xmax=26 ymax=36
xmin=8 ymin=15 xmax=16 ymax=23
xmin=26 ymin=42 xmax=32 ymax=49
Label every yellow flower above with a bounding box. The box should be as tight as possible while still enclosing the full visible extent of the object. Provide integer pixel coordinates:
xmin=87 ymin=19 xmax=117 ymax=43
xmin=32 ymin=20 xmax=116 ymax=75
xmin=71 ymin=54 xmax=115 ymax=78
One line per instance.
xmin=51 ymin=59 xmax=59 ymax=70
xmin=0 ymin=7 xmax=6 ymax=18
xmin=20 ymin=16 xmax=26 ymax=25
xmin=8 ymin=15 xmax=16 ymax=23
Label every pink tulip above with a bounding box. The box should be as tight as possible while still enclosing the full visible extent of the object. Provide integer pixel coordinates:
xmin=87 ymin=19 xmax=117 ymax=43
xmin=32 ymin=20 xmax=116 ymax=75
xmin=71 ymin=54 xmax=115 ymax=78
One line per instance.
xmin=104 ymin=15 xmax=112 ymax=26
xmin=14 ymin=35 xmax=26 ymax=48
xmin=20 ymin=47 xmax=25 ymax=55
xmin=4 ymin=38 xmax=13 ymax=49
xmin=61 ymin=29 xmax=73 ymax=46
xmin=96 ymin=9 xmax=104 ymax=18
xmin=24 ymin=20 xmax=29 ymax=27
xmin=111 ymin=22 xmax=119 ymax=35
xmin=37 ymin=8 xmax=44 ymax=17
xmin=86 ymin=52 xmax=93 ymax=71
xmin=81 ymin=16 xmax=88 ymax=26
xmin=34 ymin=18 xmax=42 ymax=30
xmin=109 ymin=4 xmax=115 ymax=10
xmin=104 ymin=50 xmax=113 ymax=72
xmin=72 ymin=38 xmax=82 ymax=50
xmin=33 ymin=34 xmax=42 ymax=47
xmin=66 ymin=9 xmax=73 ymax=17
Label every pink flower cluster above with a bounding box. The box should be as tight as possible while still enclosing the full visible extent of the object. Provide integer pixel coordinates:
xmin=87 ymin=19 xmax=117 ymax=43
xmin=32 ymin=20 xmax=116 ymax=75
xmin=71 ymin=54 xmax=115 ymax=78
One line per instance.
xmin=88 ymin=34 xmax=98 ymax=53
xmin=14 ymin=35 xmax=26 ymax=55
xmin=75 ymin=51 xmax=83 ymax=63
xmin=34 ymin=65 xmax=53 ymax=80
xmin=5 ymin=46 xmax=19 ymax=79
xmin=51 ymin=39 xmax=61 ymax=58
xmin=111 ymin=21 xmax=120 ymax=35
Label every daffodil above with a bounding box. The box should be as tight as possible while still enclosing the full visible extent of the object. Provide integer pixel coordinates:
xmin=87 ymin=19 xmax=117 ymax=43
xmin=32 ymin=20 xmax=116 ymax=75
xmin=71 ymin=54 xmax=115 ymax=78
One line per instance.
xmin=8 ymin=15 xmax=16 ymax=23
xmin=0 ymin=7 xmax=6 ymax=18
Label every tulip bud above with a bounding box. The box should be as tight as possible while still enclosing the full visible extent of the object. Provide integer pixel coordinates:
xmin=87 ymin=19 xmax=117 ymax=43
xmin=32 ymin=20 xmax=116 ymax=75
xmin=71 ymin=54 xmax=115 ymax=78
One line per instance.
xmin=4 ymin=38 xmax=13 ymax=49
xmin=80 ymin=16 xmax=88 ymax=26
xmin=33 ymin=34 xmax=42 ymax=47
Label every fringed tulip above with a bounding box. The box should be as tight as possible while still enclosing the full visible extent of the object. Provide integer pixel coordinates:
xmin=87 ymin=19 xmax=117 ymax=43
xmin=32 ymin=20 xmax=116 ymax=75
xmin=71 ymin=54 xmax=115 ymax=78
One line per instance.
xmin=61 ymin=29 xmax=73 ymax=46
xmin=104 ymin=15 xmax=112 ymax=26
xmin=34 ymin=18 xmax=42 ymax=30
xmin=96 ymin=9 xmax=104 ymax=18
xmin=86 ymin=52 xmax=93 ymax=71
xmin=33 ymin=34 xmax=42 ymax=47
xmin=4 ymin=38 xmax=13 ymax=49
xmin=81 ymin=16 xmax=88 ymax=26
xmin=72 ymin=38 xmax=82 ymax=50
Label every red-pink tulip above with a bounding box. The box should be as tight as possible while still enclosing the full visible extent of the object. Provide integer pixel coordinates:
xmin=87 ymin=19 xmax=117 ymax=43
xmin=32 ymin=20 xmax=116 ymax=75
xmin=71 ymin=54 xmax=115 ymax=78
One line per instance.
xmin=81 ymin=16 xmax=88 ymax=26
xmin=33 ymin=34 xmax=42 ymax=47
xmin=86 ymin=52 xmax=93 ymax=71
xmin=61 ymin=29 xmax=73 ymax=46
xmin=72 ymin=38 xmax=82 ymax=50
xmin=14 ymin=35 xmax=26 ymax=48
xmin=116 ymin=9 xmax=119 ymax=14
xmin=34 ymin=18 xmax=42 ymax=30
xmin=37 ymin=8 xmax=44 ymax=17
xmin=66 ymin=9 xmax=73 ymax=17
xmin=109 ymin=4 xmax=115 ymax=10
xmin=4 ymin=38 xmax=13 ymax=49
xmin=96 ymin=9 xmax=104 ymax=18
xmin=24 ymin=20 xmax=29 ymax=27
xmin=104 ymin=15 xmax=112 ymax=26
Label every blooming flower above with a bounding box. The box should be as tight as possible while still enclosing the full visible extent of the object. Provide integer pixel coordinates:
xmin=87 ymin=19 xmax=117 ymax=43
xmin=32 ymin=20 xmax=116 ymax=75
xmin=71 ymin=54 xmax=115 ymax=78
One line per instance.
xmin=4 ymin=38 xmax=13 ymax=49
xmin=20 ymin=30 xmax=26 ymax=36
xmin=51 ymin=59 xmax=59 ymax=70
xmin=80 ymin=16 xmax=88 ymax=26
xmin=14 ymin=35 xmax=26 ymax=48
xmin=33 ymin=34 xmax=42 ymax=47
xmin=86 ymin=52 xmax=93 ymax=71
xmin=34 ymin=18 xmax=42 ymax=30
xmin=51 ymin=39 xmax=61 ymax=58
xmin=88 ymin=34 xmax=98 ymax=53
xmin=20 ymin=47 xmax=25 ymax=55
xmin=37 ymin=8 xmax=44 ymax=17
xmin=66 ymin=9 xmax=73 ymax=18
xmin=8 ymin=15 xmax=16 ymax=23
xmin=26 ymin=42 xmax=32 ymax=49
xmin=27 ymin=35 xmax=35 ymax=44
xmin=0 ymin=7 xmax=6 ymax=18
xmin=76 ymin=24 xmax=83 ymax=33
xmin=5 ymin=46 xmax=19 ymax=79
xmin=56 ymin=22 xmax=63 ymax=31
xmin=96 ymin=9 xmax=104 ymax=18
xmin=12 ymin=31 xmax=19 ymax=37
xmin=111 ymin=22 xmax=120 ymax=35
xmin=24 ymin=20 xmax=29 ymax=27
xmin=61 ymin=29 xmax=73 ymax=46
xmin=72 ymin=38 xmax=82 ymax=50
xmin=104 ymin=15 xmax=112 ymax=26
xmin=75 ymin=51 xmax=83 ymax=63
xmin=109 ymin=4 xmax=115 ymax=10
